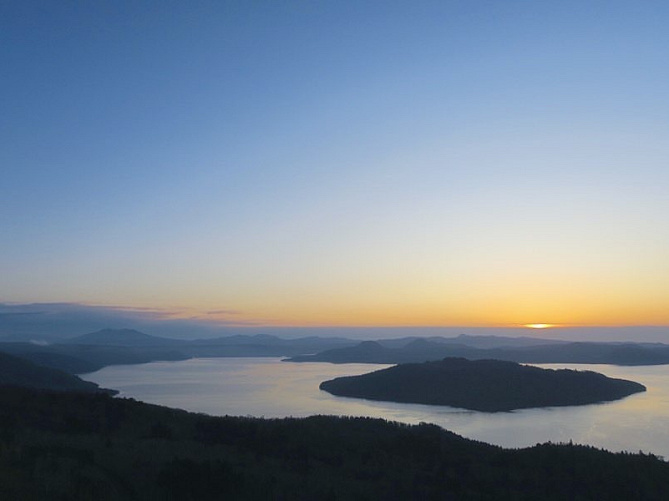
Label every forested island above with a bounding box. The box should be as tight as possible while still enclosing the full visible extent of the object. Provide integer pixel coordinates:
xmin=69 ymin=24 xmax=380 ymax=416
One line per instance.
xmin=1 ymin=385 xmax=668 ymax=500
xmin=319 ymin=358 xmax=646 ymax=412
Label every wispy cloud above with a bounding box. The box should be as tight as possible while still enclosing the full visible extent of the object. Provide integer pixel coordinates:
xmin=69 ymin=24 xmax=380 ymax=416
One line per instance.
xmin=206 ymin=309 xmax=242 ymax=316
xmin=0 ymin=302 xmax=256 ymax=341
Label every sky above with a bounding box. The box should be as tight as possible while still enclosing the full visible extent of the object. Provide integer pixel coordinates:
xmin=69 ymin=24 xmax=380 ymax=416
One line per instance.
xmin=2 ymin=1 xmax=669 ymax=339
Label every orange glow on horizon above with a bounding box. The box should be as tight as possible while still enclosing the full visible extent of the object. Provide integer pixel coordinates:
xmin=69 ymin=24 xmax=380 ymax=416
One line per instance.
xmin=82 ymin=278 xmax=669 ymax=329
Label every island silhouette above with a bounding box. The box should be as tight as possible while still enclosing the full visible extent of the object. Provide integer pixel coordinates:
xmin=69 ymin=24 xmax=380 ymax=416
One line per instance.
xmin=319 ymin=357 xmax=646 ymax=412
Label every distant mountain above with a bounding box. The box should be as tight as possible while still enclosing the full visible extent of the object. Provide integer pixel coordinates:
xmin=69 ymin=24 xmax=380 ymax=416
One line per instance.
xmin=0 ymin=331 xmax=356 ymax=374
xmin=185 ymin=334 xmax=355 ymax=357
xmin=320 ymin=358 xmax=646 ymax=412
xmin=63 ymin=328 xmax=186 ymax=347
xmin=438 ymin=333 xmax=568 ymax=348
xmin=376 ymin=334 xmax=567 ymax=349
xmin=292 ymin=340 xmax=391 ymax=363
xmin=288 ymin=339 xmax=482 ymax=364
xmin=288 ymin=339 xmax=669 ymax=366
xmin=0 ymin=351 xmax=113 ymax=393
xmin=64 ymin=329 xmax=356 ymax=356
xmin=7 ymin=328 xmax=669 ymax=376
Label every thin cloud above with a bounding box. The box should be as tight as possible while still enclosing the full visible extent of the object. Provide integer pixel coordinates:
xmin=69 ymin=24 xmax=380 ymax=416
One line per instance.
xmin=206 ymin=309 xmax=242 ymax=316
xmin=0 ymin=302 xmax=253 ymax=341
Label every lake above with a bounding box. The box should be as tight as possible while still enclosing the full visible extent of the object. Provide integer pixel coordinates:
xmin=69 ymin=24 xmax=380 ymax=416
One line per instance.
xmin=82 ymin=357 xmax=669 ymax=458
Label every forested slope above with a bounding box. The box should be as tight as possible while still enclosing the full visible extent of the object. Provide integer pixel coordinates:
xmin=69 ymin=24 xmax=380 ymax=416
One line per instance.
xmin=0 ymin=386 xmax=667 ymax=500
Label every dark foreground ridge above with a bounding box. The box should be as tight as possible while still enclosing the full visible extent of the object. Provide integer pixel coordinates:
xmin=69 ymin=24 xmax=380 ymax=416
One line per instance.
xmin=0 ymin=386 xmax=668 ymax=500
xmin=320 ymin=358 xmax=646 ymax=412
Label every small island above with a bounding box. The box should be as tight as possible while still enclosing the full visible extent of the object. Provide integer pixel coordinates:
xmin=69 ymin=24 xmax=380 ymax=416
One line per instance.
xmin=319 ymin=358 xmax=646 ymax=412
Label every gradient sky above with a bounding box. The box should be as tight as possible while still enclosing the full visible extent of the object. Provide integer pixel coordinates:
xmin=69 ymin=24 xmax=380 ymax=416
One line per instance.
xmin=2 ymin=1 xmax=669 ymax=331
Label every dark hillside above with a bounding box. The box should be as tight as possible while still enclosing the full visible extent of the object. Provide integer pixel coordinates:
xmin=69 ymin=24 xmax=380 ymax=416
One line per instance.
xmin=0 ymin=341 xmax=188 ymax=374
xmin=0 ymin=351 xmax=112 ymax=393
xmin=0 ymin=386 xmax=667 ymax=500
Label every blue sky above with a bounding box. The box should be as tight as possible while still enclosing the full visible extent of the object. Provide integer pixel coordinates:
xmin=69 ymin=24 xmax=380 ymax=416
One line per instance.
xmin=2 ymin=1 xmax=669 ymax=336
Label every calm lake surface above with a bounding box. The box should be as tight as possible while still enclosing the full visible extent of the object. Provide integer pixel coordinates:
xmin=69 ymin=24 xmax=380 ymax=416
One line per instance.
xmin=82 ymin=358 xmax=669 ymax=458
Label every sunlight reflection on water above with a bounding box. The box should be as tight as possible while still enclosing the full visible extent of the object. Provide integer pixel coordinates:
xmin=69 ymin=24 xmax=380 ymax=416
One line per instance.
xmin=83 ymin=358 xmax=669 ymax=458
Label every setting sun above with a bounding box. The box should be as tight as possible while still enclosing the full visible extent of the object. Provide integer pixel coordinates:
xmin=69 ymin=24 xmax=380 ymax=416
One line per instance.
xmin=524 ymin=324 xmax=555 ymax=329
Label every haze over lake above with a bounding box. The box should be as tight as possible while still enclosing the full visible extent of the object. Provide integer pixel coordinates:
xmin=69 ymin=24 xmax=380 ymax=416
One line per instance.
xmin=83 ymin=358 xmax=669 ymax=459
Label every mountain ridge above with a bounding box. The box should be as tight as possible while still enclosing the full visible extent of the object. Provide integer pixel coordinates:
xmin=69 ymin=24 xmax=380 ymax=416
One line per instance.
xmin=288 ymin=339 xmax=669 ymax=366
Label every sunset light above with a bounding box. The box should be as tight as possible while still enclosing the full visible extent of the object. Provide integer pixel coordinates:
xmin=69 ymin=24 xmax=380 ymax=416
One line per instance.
xmin=3 ymin=4 xmax=669 ymax=496
xmin=2 ymin=2 xmax=669 ymax=336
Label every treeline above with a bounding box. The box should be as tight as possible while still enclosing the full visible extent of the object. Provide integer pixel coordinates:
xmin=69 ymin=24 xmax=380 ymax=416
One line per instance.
xmin=0 ymin=386 xmax=668 ymax=500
